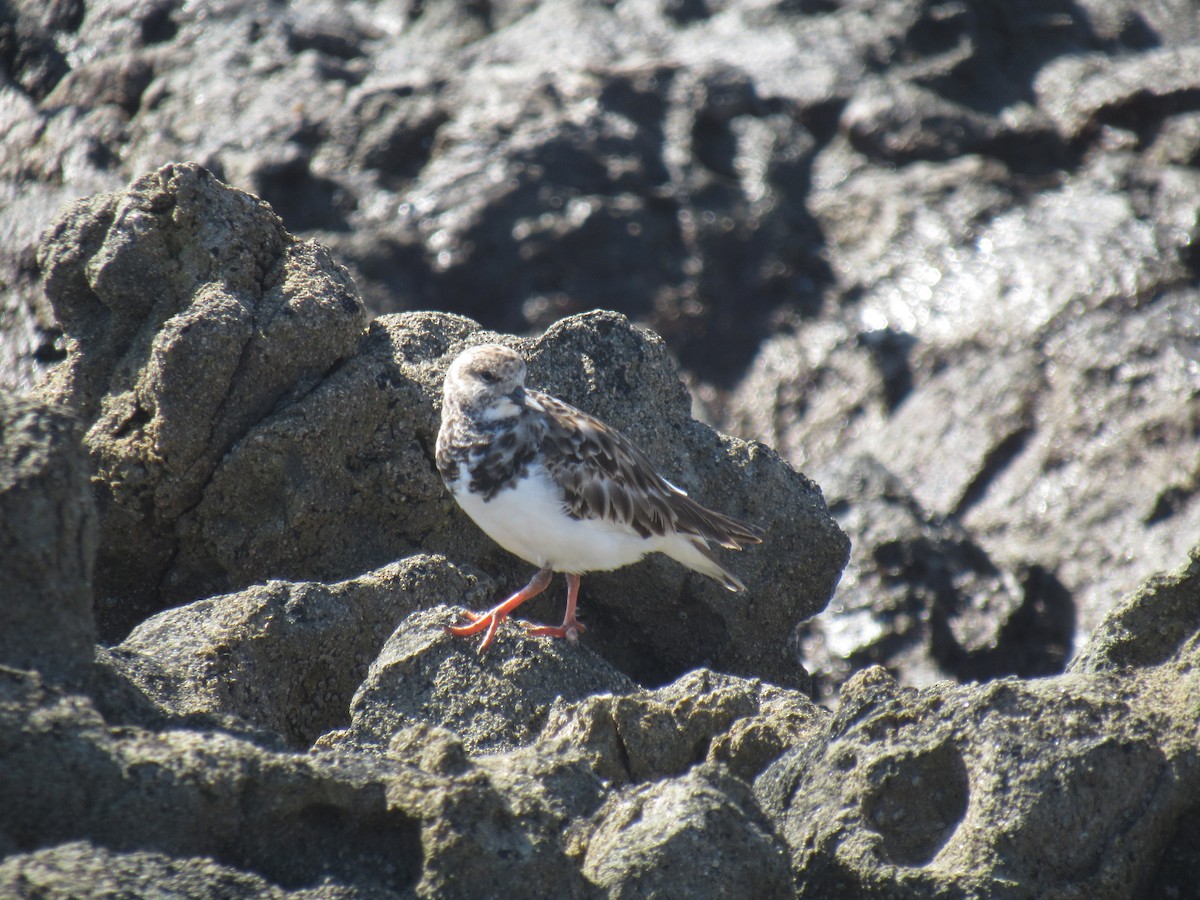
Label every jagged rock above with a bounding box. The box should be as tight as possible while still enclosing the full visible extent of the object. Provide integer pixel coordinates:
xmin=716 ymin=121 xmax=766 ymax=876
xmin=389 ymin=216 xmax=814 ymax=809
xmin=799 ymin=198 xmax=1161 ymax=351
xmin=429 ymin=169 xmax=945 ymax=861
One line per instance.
xmin=0 ymin=667 xmax=421 ymax=895
xmin=1069 ymin=545 xmax=1200 ymax=675
xmin=861 ymin=349 xmax=1042 ymax=520
xmin=960 ymin=290 xmax=1200 ymax=640
xmin=34 ymin=165 xmax=847 ymax=684
xmin=756 ymin=550 xmax=1200 ymax=898
xmin=750 ymin=148 xmax=1200 ymax=680
xmin=580 ymin=762 xmax=793 ymax=899
xmin=0 ymin=392 xmax=96 ymax=687
xmin=326 ymin=604 xmax=638 ymax=755
xmin=110 ymin=556 xmax=489 ymax=747
xmin=0 ymin=843 xmax=285 ymax=900
xmin=5 ymin=0 xmax=1200 ymax=893
xmin=538 ymin=668 xmax=825 ymax=785
xmin=799 ymin=454 xmax=1074 ymax=698
xmin=1035 ymin=45 xmax=1200 ymax=141
xmin=0 ymin=666 xmax=595 ymax=898
xmin=36 ymin=162 xmax=367 ymax=638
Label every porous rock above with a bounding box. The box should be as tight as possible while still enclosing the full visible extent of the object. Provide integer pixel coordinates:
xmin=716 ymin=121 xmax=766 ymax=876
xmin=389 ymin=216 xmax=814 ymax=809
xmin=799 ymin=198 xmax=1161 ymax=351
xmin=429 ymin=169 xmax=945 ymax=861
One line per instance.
xmin=190 ymin=301 xmax=845 ymax=689
xmin=580 ymin=762 xmax=794 ymax=899
xmin=1069 ymin=545 xmax=1200 ymax=675
xmin=751 ymin=144 xmax=1200 ymax=693
xmin=327 ymin=604 xmax=638 ymax=755
xmin=756 ymin=550 xmax=1200 ymax=898
xmin=36 ymin=162 xmax=367 ymax=639
xmin=0 ymin=667 xmax=422 ymax=895
xmin=0 ymin=391 xmax=96 ymax=687
xmin=538 ymin=668 xmax=825 ymax=786
xmin=8 ymin=0 xmax=1200 ymax=892
xmin=34 ymin=165 xmax=847 ymax=685
xmin=0 ymin=842 xmax=284 ymax=900
xmin=0 ymin=666 xmax=597 ymax=899
xmin=799 ymin=454 xmax=1074 ymax=699
xmin=111 ymin=555 xmax=488 ymax=748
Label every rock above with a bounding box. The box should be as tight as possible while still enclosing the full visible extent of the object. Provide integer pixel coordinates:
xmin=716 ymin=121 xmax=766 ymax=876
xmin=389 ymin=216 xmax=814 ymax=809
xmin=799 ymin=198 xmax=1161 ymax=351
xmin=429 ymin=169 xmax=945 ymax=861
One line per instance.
xmin=756 ymin=586 xmax=1200 ymax=899
xmin=33 ymin=163 xmax=846 ymax=683
xmin=0 ymin=667 xmax=422 ymax=895
xmin=841 ymin=79 xmax=1056 ymax=166
xmin=1036 ymin=45 xmax=1200 ymax=141
xmin=36 ymin=162 xmax=367 ymax=639
xmin=327 ymin=605 xmax=638 ymax=755
xmin=7 ymin=0 xmax=1200 ymax=893
xmin=1070 ymin=545 xmax=1200 ymax=675
xmin=1 ymin=0 xmax=1194 ymax=683
xmin=0 ymin=665 xmax=596 ymax=898
xmin=0 ymin=843 xmax=285 ymax=900
xmin=111 ymin=555 xmax=488 ymax=748
xmin=798 ymin=454 xmax=1074 ymax=697
xmin=162 ymin=309 xmax=476 ymax=614
xmin=749 ymin=141 xmax=1200 ymax=681
xmin=0 ymin=392 xmax=96 ymax=687
xmin=539 ymin=668 xmax=825 ymax=785
xmin=959 ymin=291 xmax=1200 ymax=641
xmin=862 ymin=349 xmax=1042 ymax=520
xmin=195 ymin=296 xmax=843 ymax=691
xmin=580 ymin=762 xmax=794 ymax=899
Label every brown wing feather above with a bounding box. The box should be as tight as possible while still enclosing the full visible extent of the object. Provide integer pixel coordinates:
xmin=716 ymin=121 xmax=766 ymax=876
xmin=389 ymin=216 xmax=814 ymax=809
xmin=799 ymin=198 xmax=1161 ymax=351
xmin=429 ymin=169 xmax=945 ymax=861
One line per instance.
xmin=529 ymin=390 xmax=763 ymax=547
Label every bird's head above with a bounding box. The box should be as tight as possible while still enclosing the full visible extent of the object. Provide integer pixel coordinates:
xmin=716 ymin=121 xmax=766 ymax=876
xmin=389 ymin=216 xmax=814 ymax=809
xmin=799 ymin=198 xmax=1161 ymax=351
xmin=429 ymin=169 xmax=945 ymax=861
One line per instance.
xmin=443 ymin=343 xmax=528 ymax=421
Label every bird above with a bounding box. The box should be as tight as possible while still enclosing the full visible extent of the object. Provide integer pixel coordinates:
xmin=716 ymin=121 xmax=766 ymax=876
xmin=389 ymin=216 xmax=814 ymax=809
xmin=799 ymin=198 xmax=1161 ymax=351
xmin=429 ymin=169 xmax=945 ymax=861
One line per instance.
xmin=434 ymin=342 xmax=763 ymax=652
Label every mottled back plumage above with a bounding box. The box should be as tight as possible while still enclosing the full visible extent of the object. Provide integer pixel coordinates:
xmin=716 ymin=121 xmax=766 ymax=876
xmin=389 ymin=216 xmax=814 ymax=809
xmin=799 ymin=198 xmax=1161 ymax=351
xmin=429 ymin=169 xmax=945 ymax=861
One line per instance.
xmin=531 ymin=389 xmax=762 ymax=552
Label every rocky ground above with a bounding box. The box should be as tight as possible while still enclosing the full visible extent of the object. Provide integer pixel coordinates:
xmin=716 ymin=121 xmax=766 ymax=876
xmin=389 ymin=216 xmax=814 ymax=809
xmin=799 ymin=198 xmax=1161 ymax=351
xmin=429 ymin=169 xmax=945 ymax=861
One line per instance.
xmin=3 ymin=0 xmax=1200 ymax=896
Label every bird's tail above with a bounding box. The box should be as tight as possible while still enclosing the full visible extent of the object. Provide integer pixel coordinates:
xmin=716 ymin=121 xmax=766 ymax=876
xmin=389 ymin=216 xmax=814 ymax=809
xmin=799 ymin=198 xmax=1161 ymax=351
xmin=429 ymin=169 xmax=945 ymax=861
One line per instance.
xmin=670 ymin=493 xmax=764 ymax=551
xmin=664 ymin=535 xmax=750 ymax=592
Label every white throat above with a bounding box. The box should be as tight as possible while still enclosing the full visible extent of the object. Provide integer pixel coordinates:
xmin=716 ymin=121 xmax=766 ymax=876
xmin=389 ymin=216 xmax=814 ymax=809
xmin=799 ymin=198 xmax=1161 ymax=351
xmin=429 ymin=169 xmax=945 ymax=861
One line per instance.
xmin=480 ymin=398 xmax=522 ymax=421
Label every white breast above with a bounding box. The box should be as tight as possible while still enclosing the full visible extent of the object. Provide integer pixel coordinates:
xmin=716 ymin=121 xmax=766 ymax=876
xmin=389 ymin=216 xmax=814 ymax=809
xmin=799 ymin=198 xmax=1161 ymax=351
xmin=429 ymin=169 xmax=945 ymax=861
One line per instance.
xmin=450 ymin=462 xmax=660 ymax=574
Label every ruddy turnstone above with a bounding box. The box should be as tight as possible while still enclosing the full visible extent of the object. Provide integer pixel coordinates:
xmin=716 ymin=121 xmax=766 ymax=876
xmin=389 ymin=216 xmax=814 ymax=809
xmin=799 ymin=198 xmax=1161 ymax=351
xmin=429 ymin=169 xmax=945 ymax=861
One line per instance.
xmin=436 ymin=343 xmax=763 ymax=652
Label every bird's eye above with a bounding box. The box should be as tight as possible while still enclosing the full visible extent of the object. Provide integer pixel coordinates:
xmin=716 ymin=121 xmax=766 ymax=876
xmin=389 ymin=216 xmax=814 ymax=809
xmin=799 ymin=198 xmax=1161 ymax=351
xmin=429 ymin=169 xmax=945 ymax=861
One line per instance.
xmin=479 ymin=370 xmax=499 ymax=384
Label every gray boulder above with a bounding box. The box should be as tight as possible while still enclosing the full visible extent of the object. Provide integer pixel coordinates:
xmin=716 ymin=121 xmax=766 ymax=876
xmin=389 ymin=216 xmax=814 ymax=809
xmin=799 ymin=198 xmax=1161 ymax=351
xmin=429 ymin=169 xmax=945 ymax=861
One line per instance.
xmin=798 ymin=453 xmax=1073 ymax=698
xmin=0 ymin=392 xmax=96 ymax=687
xmin=327 ymin=604 xmax=638 ymax=755
xmin=756 ymin=551 xmax=1200 ymax=898
xmin=112 ymin=555 xmax=489 ymax=747
xmin=6 ymin=0 xmax=1200 ymax=891
xmin=581 ymin=762 xmax=794 ymax=899
xmin=36 ymin=162 xmax=367 ymax=639
xmin=0 ymin=842 xmax=285 ymax=900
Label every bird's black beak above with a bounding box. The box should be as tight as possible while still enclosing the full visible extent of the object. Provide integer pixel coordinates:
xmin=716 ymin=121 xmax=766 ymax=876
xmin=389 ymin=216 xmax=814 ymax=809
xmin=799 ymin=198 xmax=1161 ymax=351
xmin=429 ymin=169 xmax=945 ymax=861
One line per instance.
xmin=508 ymin=386 xmax=526 ymax=407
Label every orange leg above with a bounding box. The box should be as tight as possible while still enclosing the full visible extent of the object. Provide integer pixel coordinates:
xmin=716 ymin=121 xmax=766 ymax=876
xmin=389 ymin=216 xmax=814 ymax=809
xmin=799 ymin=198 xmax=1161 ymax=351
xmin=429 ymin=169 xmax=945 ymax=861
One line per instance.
xmin=448 ymin=567 xmax=554 ymax=652
xmin=522 ymin=573 xmax=586 ymax=642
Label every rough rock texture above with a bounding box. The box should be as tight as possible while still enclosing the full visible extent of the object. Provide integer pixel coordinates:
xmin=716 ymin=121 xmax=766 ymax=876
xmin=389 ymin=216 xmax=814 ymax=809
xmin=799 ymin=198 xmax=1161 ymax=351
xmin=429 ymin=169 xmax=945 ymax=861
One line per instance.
xmin=5 ymin=0 xmax=1200 ymax=894
xmin=35 ymin=162 xmax=367 ymax=637
xmin=0 ymin=391 xmax=96 ymax=687
xmin=757 ymin=549 xmax=1200 ymax=898
xmin=3 ymin=0 xmax=1199 ymax=692
xmin=31 ymin=163 xmax=847 ymax=690
xmin=797 ymin=454 xmax=1074 ymax=699
xmin=537 ymin=668 xmax=825 ymax=785
xmin=0 ymin=843 xmax=286 ymax=900
xmin=326 ymin=605 xmax=639 ymax=755
xmin=111 ymin=556 xmax=492 ymax=747
xmin=581 ymin=762 xmax=793 ymax=899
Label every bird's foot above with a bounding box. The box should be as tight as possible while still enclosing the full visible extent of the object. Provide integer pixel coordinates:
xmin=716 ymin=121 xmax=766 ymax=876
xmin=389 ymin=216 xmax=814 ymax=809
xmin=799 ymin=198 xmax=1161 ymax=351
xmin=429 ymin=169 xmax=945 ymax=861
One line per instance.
xmin=446 ymin=567 xmax=556 ymax=653
xmin=521 ymin=618 xmax=587 ymax=643
xmin=446 ymin=608 xmax=488 ymax=631
xmin=446 ymin=609 xmax=508 ymax=652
